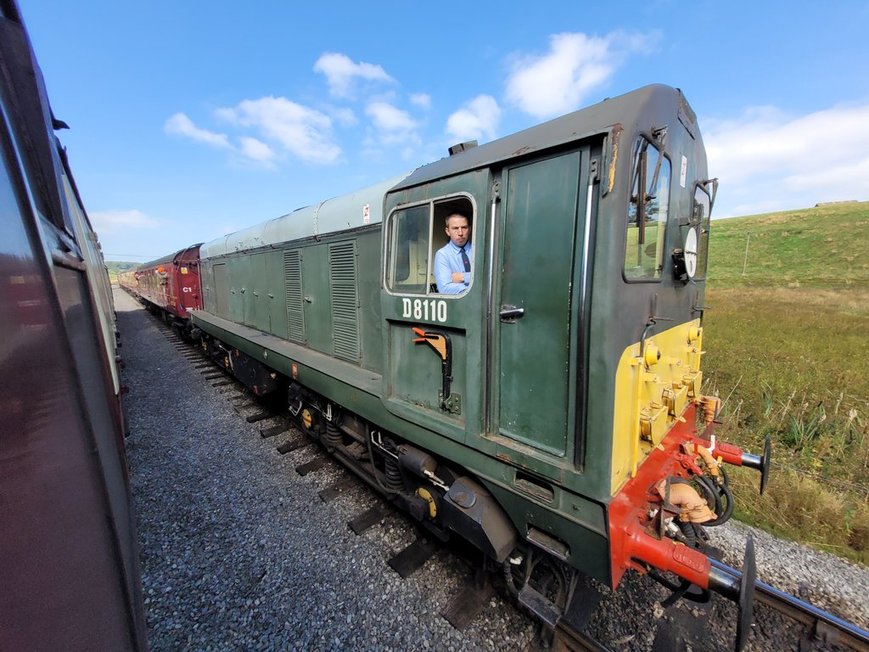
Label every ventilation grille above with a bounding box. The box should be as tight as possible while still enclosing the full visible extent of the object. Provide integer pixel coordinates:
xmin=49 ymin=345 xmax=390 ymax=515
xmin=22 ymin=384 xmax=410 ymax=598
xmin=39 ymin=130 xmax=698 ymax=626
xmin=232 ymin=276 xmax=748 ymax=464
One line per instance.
xmin=329 ymin=241 xmax=360 ymax=362
xmin=283 ymin=249 xmax=305 ymax=343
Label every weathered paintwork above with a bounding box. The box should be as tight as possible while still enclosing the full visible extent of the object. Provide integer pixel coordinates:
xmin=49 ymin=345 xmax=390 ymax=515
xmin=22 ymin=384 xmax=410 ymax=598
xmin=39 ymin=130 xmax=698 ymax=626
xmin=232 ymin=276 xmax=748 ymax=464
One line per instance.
xmin=191 ymin=84 xmax=713 ymax=586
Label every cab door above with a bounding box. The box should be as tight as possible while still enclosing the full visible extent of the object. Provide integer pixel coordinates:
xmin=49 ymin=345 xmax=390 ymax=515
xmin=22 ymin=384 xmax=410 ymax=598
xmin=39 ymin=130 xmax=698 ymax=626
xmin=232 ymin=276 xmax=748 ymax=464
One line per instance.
xmin=494 ymin=148 xmax=592 ymax=460
xmin=380 ymin=170 xmax=489 ymax=444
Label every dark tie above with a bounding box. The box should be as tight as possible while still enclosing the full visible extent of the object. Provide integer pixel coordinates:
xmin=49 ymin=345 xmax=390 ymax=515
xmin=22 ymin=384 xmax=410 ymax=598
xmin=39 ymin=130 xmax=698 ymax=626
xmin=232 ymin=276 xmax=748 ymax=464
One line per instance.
xmin=460 ymin=247 xmax=470 ymax=272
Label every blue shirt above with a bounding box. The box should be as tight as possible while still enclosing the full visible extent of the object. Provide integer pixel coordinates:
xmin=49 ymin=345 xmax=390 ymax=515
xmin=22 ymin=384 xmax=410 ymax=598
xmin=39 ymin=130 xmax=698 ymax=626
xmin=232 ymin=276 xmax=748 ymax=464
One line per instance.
xmin=434 ymin=241 xmax=472 ymax=294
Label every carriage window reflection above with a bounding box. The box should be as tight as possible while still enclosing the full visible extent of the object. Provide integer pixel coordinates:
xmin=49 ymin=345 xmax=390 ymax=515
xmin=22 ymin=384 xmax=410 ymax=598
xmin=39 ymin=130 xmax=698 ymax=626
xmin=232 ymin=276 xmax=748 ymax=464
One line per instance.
xmin=624 ymin=139 xmax=671 ymax=280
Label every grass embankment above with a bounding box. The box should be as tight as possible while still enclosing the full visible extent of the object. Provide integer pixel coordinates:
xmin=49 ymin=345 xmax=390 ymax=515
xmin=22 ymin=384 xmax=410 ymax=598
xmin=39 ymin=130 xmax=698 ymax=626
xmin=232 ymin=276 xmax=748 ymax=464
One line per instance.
xmin=106 ymin=261 xmax=137 ymax=284
xmin=701 ymin=201 xmax=869 ymax=564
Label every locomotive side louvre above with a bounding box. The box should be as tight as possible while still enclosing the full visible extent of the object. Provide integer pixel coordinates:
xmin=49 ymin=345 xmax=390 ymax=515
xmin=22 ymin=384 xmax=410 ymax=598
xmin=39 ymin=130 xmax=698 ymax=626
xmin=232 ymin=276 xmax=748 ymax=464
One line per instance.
xmin=329 ymin=240 xmax=361 ymax=362
xmin=199 ymin=213 xmax=390 ymax=371
xmin=283 ymin=249 xmax=304 ymax=342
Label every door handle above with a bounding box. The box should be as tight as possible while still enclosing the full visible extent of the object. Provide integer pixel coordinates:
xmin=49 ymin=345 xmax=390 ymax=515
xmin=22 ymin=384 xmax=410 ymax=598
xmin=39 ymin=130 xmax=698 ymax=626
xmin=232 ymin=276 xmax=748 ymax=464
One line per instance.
xmin=499 ymin=305 xmax=525 ymax=322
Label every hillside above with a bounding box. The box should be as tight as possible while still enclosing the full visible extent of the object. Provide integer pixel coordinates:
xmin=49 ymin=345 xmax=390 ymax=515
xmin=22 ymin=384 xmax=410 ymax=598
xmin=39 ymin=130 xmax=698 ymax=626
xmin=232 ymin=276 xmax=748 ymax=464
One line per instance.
xmin=707 ymin=200 xmax=869 ymax=289
xmin=106 ymin=261 xmax=137 ymax=283
xmin=702 ymin=201 xmax=868 ymax=563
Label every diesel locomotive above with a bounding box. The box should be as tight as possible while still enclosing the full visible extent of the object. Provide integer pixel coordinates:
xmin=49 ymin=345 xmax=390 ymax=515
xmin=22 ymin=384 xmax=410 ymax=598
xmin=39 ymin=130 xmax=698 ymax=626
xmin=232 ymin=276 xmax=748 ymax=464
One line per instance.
xmin=135 ymin=84 xmax=770 ymax=648
xmin=0 ymin=2 xmax=146 ymax=649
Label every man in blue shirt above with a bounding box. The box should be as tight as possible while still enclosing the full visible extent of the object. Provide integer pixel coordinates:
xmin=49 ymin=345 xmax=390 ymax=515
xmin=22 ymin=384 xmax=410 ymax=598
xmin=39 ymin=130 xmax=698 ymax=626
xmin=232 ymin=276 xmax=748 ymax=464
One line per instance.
xmin=434 ymin=213 xmax=472 ymax=294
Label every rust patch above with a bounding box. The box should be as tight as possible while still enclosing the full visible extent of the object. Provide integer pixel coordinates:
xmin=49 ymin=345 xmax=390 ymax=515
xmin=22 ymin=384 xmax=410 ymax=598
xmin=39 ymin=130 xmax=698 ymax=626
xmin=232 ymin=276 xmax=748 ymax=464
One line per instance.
xmin=608 ymin=124 xmax=623 ymax=194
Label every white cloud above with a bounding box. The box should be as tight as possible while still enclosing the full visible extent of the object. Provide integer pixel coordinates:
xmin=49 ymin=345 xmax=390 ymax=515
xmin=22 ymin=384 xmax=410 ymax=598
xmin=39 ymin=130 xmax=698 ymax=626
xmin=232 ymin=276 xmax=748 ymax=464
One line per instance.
xmin=330 ymin=106 xmax=358 ymax=127
xmin=218 ymin=96 xmax=341 ymax=164
xmin=704 ymin=103 xmax=869 ymax=217
xmin=164 ymin=113 xmax=231 ymax=149
xmin=366 ymin=102 xmax=416 ymax=131
xmin=446 ymin=95 xmax=501 ymax=143
xmin=505 ymin=31 xmax=658 ymax=118
xmin=238 ymin=136 xmax=276 ymax=165
xmin=90 ymin=209 xmax=160 ymax=234
xmin=365 ymin=101 xmax=420 ymax=146
xmin=410 ymin=93 xmax=431 ymax=109
xmin=314 ymin=52 xmax=395 ymax=98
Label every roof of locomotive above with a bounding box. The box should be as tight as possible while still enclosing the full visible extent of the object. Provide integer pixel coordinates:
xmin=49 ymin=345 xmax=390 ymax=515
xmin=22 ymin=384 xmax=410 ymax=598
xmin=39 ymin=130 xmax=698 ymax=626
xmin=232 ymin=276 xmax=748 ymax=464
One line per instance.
xmin=393 ymin=84 xmax=695 ymax=191
xmin=199 ymin=84 xmax=696 ymax=260
xmin=200 ymin=175 xmax=409 ymax=259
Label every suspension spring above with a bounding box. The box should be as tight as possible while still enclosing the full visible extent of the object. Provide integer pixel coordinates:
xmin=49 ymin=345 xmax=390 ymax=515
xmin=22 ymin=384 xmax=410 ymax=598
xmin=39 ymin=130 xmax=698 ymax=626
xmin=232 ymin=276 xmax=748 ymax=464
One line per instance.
xmin=384 ymin=458 xmax=404 ymax=492
xmin=324 ymin=422 xmax=341 ymax=448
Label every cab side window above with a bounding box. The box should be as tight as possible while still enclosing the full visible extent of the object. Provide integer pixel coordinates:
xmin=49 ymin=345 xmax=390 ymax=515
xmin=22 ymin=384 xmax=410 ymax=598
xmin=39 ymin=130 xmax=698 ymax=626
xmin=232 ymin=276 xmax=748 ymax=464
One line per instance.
xmin=386 ymin=204 xmax=430 ymax=294
xmin=386 ymin=196 xmax=474 ymax=295
xmin=624 ymin=139 xmax=671 ymax=280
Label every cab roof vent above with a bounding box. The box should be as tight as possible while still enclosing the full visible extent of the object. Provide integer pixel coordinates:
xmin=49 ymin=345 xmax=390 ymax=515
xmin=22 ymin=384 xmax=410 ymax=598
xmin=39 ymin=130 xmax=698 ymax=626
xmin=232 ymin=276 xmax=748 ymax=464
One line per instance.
xmin=448 ymin=140 xmax=477 ymax=156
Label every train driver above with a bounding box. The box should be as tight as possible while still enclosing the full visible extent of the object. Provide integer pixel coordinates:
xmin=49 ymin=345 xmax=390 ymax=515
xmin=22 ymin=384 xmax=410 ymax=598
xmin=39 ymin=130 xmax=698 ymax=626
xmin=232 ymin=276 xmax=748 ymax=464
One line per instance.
xmin=434 ymin=213 xmax=472 ymax=294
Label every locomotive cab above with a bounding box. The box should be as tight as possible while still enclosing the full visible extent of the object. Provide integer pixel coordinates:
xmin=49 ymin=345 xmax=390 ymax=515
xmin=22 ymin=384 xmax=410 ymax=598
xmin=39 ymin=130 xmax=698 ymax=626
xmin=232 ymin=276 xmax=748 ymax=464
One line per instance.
xmin=377 ymin=86 xmax=770 ymax=637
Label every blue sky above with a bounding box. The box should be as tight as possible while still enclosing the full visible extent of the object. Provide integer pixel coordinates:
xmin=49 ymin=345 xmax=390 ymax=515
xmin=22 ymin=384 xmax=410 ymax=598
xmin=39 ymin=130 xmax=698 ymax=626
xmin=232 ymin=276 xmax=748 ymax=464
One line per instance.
xmin=21 ymin=1 xmax=869 ymax=262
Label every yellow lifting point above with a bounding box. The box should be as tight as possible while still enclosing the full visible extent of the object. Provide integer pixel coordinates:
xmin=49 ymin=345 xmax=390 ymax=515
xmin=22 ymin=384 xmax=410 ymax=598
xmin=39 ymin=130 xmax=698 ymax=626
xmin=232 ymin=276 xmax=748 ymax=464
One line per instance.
xmin=644 ymin=342 xmax=661 ymax=367
xmin=416 ymin=487 xmax=437 ymax=519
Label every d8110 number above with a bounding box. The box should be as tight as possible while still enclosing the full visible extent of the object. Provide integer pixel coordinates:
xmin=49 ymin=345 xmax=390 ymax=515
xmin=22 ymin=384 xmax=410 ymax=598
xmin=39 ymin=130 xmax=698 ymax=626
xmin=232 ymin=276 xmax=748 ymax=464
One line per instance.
xmin=401 ymin=298 xmax=447 ymax=323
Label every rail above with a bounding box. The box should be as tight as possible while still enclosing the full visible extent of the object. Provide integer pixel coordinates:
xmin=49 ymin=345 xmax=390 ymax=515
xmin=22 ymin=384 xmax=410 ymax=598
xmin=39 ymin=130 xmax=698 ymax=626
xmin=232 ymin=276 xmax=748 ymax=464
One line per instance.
xmin=549 ymin=560 xmax=869 ymax=652
xmin=549 ymin=620 xmax=611 ymax=652
xmin=710 ymin=559 xmax=869 ymax=652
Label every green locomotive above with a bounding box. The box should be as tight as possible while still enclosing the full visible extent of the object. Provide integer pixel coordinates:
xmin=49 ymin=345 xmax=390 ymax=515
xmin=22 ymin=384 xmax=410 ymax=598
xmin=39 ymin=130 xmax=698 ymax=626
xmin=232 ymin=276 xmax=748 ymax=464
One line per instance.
xmin=190 ymin=84 xmax=768 ymax=642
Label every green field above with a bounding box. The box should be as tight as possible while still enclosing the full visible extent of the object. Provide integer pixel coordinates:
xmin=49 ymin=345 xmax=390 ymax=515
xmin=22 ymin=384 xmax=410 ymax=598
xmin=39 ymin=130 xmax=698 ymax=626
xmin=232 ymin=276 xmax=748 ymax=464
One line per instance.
xmin=702 ymin=201 xmax=868 ymax=563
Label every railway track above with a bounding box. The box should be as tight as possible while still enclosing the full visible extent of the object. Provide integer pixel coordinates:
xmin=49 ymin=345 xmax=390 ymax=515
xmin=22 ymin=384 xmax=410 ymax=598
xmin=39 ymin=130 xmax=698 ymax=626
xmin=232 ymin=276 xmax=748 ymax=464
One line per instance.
xmin=548 ymin=559 xmax=869 ymax=652
xmin=550 ymin=622 xmax=612 ymax=652
xmin=155 ymin=319 xmax=869 ymax=652
xmin=709 ymin=559 xmax=869 ymax=652
xmin=156 ymin=321 xmax=519 ymax=626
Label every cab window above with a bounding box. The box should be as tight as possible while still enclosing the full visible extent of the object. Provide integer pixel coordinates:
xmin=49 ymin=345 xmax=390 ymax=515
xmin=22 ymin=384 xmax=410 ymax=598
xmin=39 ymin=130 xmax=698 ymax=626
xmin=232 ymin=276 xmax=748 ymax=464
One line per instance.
xmin=386 ymin=204 xmax=430 ymax=294
xmin=386 ymin=196 xmax=474 ymax=295
xmin=624 ymin=139 xmax=671 ymax=280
